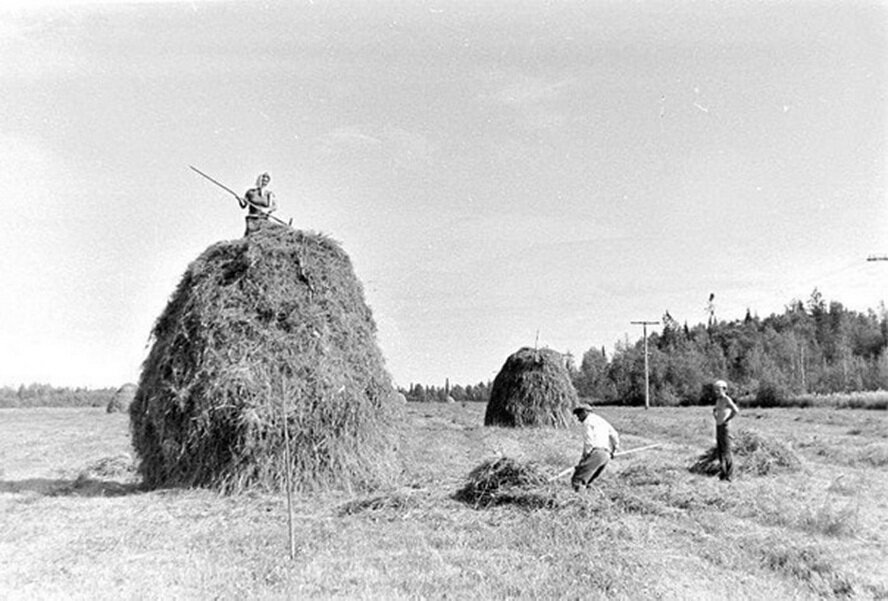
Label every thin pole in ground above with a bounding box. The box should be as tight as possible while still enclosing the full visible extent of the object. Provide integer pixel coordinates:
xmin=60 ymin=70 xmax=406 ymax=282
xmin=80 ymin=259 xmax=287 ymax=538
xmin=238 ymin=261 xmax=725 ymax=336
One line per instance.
xmin=279 ymin=377 xmax=296 ymax=561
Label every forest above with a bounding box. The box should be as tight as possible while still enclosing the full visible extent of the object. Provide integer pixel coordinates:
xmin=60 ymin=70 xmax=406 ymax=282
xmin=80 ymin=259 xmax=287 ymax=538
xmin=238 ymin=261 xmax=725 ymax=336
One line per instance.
xmin=402 ymin=380 xmax=493 ymax=404
xmin=0 ymin=382 xmax=116 ymax=409
xmin=407 ymin=290 xmax=888 ymax=408
xmin=576 ymin=289 xmax=888 ymax=406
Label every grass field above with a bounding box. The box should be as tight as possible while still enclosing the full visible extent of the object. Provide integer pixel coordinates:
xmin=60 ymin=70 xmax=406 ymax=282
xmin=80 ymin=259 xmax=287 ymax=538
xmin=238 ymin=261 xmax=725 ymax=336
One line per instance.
xmin=1 ymin=404 xmax=887 ymax=600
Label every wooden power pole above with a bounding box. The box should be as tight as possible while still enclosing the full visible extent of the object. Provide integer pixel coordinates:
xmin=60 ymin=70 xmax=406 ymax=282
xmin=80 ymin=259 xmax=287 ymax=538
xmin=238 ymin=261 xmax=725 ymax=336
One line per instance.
xmin=631 ymin=320 xmax=659 ymax=410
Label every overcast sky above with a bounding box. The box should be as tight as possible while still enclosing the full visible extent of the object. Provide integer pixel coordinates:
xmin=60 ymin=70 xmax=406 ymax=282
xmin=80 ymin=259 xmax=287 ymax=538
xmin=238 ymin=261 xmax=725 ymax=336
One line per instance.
xmin=1 ymin=0 xmax=885 ymax=389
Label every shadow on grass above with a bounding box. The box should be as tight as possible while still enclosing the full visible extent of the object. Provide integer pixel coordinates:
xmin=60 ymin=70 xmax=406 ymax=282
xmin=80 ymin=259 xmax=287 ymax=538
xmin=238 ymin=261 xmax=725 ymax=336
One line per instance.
xmin=0 ymin=477 xmax=143 ymax=497
xmin=1 ymin=454 xmax=143 ymax=497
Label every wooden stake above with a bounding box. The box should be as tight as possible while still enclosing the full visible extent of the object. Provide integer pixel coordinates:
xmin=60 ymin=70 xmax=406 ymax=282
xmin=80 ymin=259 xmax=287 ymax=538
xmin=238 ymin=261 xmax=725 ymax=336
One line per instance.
xmin=280 ymin=378 xmax=296 ymax=561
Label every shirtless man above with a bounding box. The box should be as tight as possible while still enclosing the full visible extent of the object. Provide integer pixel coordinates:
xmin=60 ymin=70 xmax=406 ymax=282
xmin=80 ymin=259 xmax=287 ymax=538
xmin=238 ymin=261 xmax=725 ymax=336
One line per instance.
xmin=241 ymin=172 xmax=277 ymax=235
xmin=713 ymin=379 xmax=740 ymax=481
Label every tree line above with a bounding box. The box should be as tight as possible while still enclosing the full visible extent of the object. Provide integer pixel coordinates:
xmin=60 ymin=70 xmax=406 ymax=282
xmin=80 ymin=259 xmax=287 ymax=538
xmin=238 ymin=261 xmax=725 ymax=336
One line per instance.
xmin=0 ymin=383 xmax=117 ymax=408
xmin=403 ymin=290 xmax=887 ymax=408
xmin=400 ymin=380 xmax=492 ymax=403
xmin=4 ymin=290 xmax=885 ymax=409
xmin=574 ymin=290 xmax=888 ymax=406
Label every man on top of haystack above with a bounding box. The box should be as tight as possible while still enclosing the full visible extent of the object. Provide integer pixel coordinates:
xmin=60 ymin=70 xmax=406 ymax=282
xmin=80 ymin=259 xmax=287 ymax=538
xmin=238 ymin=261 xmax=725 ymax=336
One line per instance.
xmin=571 ymin=404 xmax=620 ymax=492
xmin=240 ymin=172 xmax=277 ymax=235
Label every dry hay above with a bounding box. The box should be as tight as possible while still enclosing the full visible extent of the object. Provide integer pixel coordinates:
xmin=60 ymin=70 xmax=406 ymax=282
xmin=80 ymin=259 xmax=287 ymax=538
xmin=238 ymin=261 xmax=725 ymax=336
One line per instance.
xmin=337 ymin=489 xmax=427 ymax=517
xmin=484 ymin=347 xmax=577 ymax=427
xmin=106 ymin=383 xmax=137 ymax=413
xmin=690 ymin=428 xmax=801 ymax=476
xmin=60 ymin=453 xmax=140 ymax=496
xmin=618 ymin=463 xmax=681 ymax=487
xmin=130 ymin=225 xmax=401 ymax=494
xmin=759 ymin=540 xmax=855 ymax=598
xmin=455 ymin=456 xmax=557 ymax=508
xmin=80 ymin=453 xmax=137 ymax=479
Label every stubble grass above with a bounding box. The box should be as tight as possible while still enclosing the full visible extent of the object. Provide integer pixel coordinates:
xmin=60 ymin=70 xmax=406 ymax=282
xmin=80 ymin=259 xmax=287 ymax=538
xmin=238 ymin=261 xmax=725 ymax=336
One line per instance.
xmin=1 ymin=404 xmax=887 ymax=599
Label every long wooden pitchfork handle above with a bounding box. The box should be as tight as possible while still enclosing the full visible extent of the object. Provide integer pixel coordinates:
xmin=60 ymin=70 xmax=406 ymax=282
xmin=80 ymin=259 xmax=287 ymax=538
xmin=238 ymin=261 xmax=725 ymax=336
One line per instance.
xmin=547 ymin=443 xmax=664 ymax=482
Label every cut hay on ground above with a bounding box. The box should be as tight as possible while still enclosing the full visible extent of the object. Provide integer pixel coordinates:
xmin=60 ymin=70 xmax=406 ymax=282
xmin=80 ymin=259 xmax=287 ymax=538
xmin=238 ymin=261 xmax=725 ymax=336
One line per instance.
xmin=484 ymin=347 xmax=577 ymax=427
xmin=130 ymin=225 xmax=401 ymax=493
xmin=106 ymin=383 xmax=136 ymax=413
xmin=337 ymin=489 xmax=427 ymax=517
xmin=62 ymin=453 xmax=140 ymax=497
xmin=690 ymin=428 xmax=801 ymax=476
xmin=455 ymin=456 xmax=555 ymax=508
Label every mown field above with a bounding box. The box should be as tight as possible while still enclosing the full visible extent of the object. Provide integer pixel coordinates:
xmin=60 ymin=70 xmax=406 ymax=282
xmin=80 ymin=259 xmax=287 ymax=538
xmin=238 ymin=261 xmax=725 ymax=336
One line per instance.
xmin=1 ymin=403 xmax=887 ymax=600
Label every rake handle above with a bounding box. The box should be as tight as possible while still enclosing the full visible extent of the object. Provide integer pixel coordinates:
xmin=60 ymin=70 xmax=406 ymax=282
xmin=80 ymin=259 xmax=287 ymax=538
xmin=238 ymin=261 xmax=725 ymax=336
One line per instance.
xmin=548 ymin=443 xmax=664 ymax=482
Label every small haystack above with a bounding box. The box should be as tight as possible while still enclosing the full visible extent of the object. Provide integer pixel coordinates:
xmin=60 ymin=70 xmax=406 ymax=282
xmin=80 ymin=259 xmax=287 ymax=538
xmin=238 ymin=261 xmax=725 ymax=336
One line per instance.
xmin=455 ymin=456 xmax=552 ymax=508
xmin=690 ymin=428 xmax=801 ymax=476
xmin=484 ymin=347 xmax=577 ymax=427
xmin=106 ymin=383 xmax=137 ymax=414
xmin=68 ymin=453 xmax=139 ymax=496
xmin=130 ymin=225 xmax=401 ymax=493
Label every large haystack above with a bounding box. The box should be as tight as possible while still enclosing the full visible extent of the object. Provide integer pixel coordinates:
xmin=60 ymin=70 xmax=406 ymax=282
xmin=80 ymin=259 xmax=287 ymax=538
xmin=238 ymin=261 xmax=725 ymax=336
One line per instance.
xmin=107 ymin=383 xmax=137 ymax=413
xmin=484 ymin=347 xmax=577 ymax=427
xmin=130 ymin=224 xmax=400 ymax=493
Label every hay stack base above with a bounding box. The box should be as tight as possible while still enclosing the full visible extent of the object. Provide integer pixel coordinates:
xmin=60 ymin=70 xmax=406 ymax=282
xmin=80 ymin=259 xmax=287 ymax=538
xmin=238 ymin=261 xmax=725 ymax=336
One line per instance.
xmin=130 ymin=225 xmax=400 ymax=494
xmin=484 ymin=347 xmax=577 ymax=427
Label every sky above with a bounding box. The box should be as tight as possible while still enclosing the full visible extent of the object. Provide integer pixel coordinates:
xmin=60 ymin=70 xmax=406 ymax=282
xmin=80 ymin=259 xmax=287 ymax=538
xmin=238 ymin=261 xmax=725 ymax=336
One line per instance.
xmin=0 ymin=0 xmax=886 ymax=390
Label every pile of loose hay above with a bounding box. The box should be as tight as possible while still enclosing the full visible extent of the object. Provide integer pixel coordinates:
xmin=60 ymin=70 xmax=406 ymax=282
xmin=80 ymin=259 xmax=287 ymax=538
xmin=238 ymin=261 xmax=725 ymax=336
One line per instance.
xmin=690 ymin=428 xmax=801 ymax=476
xmin=106 ymin=383 xmax=137 ymax=414
xmin=130 ymin=225 xmax=401 ymax=493
xmin=63 ymin=453 xmax=140 ymax=496
xmin=484 ymin=347 xmax=577 ymax=427
xmin=455 ymin=456 xmax=554 ymax=508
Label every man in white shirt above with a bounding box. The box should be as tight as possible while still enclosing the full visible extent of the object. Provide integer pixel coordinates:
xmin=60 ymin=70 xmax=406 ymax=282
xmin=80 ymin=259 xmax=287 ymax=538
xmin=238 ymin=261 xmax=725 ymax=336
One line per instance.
xmin=571 ymin=404 xmax=620 ymax=492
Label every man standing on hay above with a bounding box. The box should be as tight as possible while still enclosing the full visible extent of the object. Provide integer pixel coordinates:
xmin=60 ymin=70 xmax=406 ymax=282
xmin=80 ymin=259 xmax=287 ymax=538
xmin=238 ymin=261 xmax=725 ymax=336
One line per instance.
xmin=571 ymin=404 xmax=620 ymax=492
xmin=240 ymin=172 xmax=277 ymax=235
xmin=713 ymin=379 xmax=740 ymax=481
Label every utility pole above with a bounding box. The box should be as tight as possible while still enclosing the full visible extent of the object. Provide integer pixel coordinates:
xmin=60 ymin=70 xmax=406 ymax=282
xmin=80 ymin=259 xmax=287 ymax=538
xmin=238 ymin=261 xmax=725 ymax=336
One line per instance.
xmin=631 ymin=320 xmax=659 ymax=410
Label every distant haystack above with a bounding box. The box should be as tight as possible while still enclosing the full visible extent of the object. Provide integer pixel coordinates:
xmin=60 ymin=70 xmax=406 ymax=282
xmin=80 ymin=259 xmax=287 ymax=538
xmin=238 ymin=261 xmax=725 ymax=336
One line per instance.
xmin=106 ymin=383 xmax=136 ymax=414
xmin=130 ymin=225 xmax=401 ymax=493
xmin=484 ymin=347 xmax=577 ymax=427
